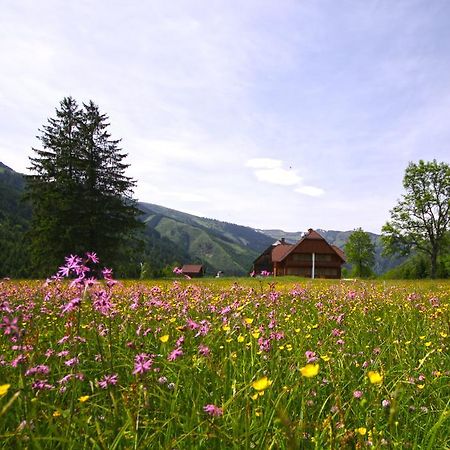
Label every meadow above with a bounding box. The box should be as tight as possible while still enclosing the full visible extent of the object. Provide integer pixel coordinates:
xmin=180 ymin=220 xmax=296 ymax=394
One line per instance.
xmin=0 ymin=255 xmax=449 ymax=449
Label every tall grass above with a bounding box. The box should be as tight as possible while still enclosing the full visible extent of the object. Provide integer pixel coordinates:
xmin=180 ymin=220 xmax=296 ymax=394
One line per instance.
xmin=0 ymin=272 xmax=449 ymax=448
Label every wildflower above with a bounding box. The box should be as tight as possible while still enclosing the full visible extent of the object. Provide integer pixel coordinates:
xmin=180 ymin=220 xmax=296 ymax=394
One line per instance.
xmin=86 ymin=252 xmax=99 ymax=263
xmin=356 ymin=427 xmax=367 ymax=436
xmin=167 ymin=347 xmax=183 ymax=361
xmin=32 ymin=380 xmax=54 ymax=390
xmin=158 ymin=376 xmax=168 ymax=384
xmin=203 ymin=404 xmax=223 ymax=417
xmin=98 ymin=373 xmax=118 ymax=389
xmin=133 ymin=353 xmax=154 ymax=375
xmin=11 ymin=354 xmax=26 ymax=367
xmin=367 ymin=371 xmax=383 ymax=385
xmin=159 ymin=334 xmax=169 ymax=343
xmin=60 ymin=297 xmax=81 ymax=315
xmin=252 ymin=376 xmax=272 ymax=391
xmin=198 ymin=344 xmax=210 ymax=357
xmin=0 ymin=384 xmax=10 ymax=396
xmin=25 ymin=365 xmax=50 ymax=376
xmin=300 ymin=364 xmax=320 ymax=378
xmin=305 ymin=351 xmax=318 ymax=363
xmin=353 ymin=390 xmax=363 ymax=399
xmin=79 ymin=395 xmax=90 ymax=403
xmin=381 ymin=399 xmax=391 ymax=408
xmin=64 ymin=357 xmax=79 ymax=367
xmin=1 ymin=316 xmax=20 ymax=336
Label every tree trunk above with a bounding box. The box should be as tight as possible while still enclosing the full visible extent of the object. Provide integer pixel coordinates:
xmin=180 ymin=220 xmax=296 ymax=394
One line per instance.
xmin=430 ymin=247 xmax=438 ymax=279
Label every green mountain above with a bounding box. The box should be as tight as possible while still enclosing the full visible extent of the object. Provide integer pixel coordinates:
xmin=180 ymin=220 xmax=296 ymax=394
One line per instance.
xmin=0 ymin=162 xmax=32 ymax=277
xmin=138 ymin=203 xmax=274 ymax=276
xmin=0 ymin=161 xmax=405 ymax=277
xmin=259 ymin=228 xmax=404 ymax=275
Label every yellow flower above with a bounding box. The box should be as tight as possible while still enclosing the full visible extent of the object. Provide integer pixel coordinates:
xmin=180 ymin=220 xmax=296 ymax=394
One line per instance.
xmin=320 ymin=355 xmax=330 ymax=362
xmin=252 ymin=331 xmax=260 ymax=339
xmin=424 ymin=341 xmax=432 ymax=347
xmin=78 ymin=395 xmax=90 ymax=403
xmin=222 ymin=325 xmax=230 ymax=331
xmin=356 ymin=427 xmax=367 ymax=436
xmin=53 ymin=411 xmax=61 ymax=417
xmin=367 ymin=371 xmax=383 ymax=385
xmin=159 ymin=334 xmax=169 ymax=343
xmin=237 ymin=335 xmax=245 ymax=343
xmin=0 ymin=384 xmax=10 ymax=396
xmin=252 ymin=376 xmax=272 ymax=391
xmin=244 ymin=318 xmax=254 ymax=325
xmin=300 ymin=364 xmax=320 ymax=378
xmin=417 ymin=384 xmax=425 ymax=390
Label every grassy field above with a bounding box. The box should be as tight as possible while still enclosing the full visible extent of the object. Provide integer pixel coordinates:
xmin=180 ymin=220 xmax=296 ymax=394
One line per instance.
xmin=0 ymin=265 xmax=449 ymax=448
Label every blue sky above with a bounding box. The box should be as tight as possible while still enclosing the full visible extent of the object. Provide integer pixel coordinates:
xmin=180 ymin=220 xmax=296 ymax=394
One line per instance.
xmin=1 ymin=0 xmax=449 ymax=233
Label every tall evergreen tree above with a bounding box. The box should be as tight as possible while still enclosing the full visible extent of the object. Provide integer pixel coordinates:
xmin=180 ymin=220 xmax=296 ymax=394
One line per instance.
xmin=26 ymin=97 xmax=142 ymax=276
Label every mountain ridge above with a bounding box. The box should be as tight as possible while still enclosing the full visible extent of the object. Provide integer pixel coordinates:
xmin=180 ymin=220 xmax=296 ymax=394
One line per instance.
xmin=0 ymin=161 xmax=402 ymax=276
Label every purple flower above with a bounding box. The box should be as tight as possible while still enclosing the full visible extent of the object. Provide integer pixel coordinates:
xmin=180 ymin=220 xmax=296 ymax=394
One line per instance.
xmin=25 ymin=365 xmax=50 ymax=376
xmin=64 ymin=357 xmax=79 ymax=367
xmin=353 ymin=390 xmax=363 ymax=399
xmin=203 ymin=404 xmax=223 ymax=417
xmin=60 ymin=297 xmax=81 ymax=315
xmin=86 ymin=252 xmax=99 ymax=264
xmin=98 ymin=373 xmax=118 ymax=389
xmin=305 ymin=350 xmax=318 ymax=363
xmin=133 ymin=353 xmax=154 ymax=375
xmin=1 ymin=316 xmax=19 ymax=336
xmin=32 ymin=379 xmax=54 ymax=390
xmin=198 ymin=344 xmax=210 ymax=357
xmin=167 ymin=347 xmax=183 ymax=361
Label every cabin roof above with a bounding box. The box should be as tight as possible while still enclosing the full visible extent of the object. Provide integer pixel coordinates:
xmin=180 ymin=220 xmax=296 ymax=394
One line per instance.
xmin=181 ymin=264 xmax=204 ymax=273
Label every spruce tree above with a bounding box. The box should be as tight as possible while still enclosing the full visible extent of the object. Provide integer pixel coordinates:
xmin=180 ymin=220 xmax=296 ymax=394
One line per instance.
xmin=26 ymin=97 xmax=142 ymax=276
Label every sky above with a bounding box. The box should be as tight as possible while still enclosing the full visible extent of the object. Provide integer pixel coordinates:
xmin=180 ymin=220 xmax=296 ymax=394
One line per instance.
xmin=1 ymin=0 xmax=449 ymax=233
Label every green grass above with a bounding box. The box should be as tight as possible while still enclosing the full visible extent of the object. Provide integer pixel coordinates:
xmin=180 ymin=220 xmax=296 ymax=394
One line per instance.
xmin=0 ymin=278 xmax=449 ymax=448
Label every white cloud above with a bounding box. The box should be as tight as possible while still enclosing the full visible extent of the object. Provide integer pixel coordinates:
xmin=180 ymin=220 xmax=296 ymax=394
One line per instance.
xmin=253 ymin=168 xmax=302 ymax=186
xmin=246 ymin=158 xmax=302 ymax=186
xmin=245 ymin=158 xmax=282 ymax=169
xmin=294 ymin=186 xmax=325 ymax=197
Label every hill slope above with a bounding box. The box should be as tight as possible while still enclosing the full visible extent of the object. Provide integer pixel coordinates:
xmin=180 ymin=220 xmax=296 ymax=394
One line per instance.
xmin=138 ymin=203 xmax=274 ymax=275
xmin=1 ymin=161 xmax=404 ymax=277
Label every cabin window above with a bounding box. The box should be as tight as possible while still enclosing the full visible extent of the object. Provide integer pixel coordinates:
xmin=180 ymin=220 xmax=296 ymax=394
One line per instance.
xmin=315 ymin=253 xmax=332 ymax=262
xmin=291 ymin=253 xmax=311 ymax=262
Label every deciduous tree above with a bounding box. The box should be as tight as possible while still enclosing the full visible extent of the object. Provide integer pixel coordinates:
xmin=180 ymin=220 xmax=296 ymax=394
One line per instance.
xmin=344 ymin=228 xmax=375 ymax=277
xmin=382 ymin=160 xmax=449 ymax=278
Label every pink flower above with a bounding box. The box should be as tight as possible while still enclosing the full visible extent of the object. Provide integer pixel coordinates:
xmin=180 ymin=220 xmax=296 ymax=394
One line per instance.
xmin=167 ymin=347 xmax=183 ymax=361
xmin=1 ymin=316 xmax=19 ymax=336
xmin=25 ymin=365 xmax=50 ymax=376
xmin=203 ymin=404 xmax=223 ymax=417
xmin=305 ymin=350 xmax=318 ymax=363
xmin=133 ymin=353 xmax=154 ymax=375
xmin=353 ymin=390 xmax=363 ymax=399
xmin=86 ymin=252 xmax=99 ymax=263
xmin=64 ymin=357 xmax=79 ymax=367
xmin=98 ymin=373 xmax=118 ymax=389
xmin=198 ymin=344 xmax=210 ymax=357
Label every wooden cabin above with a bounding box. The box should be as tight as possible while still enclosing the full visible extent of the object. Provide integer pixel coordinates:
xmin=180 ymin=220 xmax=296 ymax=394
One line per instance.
xmin=181 ymin=264 xmax=205 ymax=278
xmin=253 ymin=229 xmax=346 ymax=279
